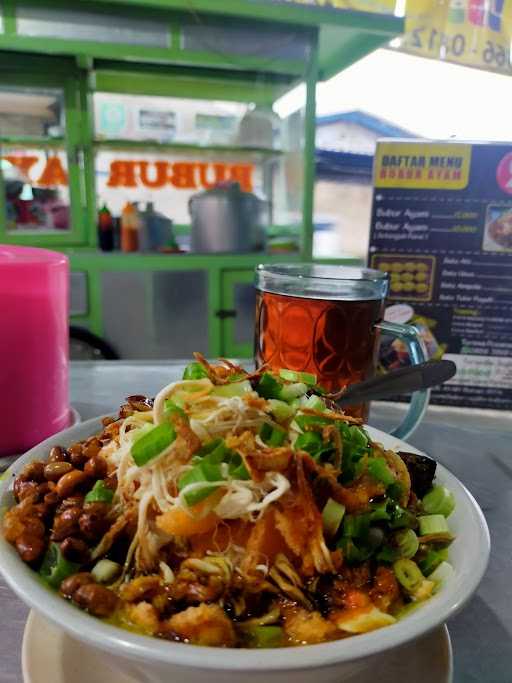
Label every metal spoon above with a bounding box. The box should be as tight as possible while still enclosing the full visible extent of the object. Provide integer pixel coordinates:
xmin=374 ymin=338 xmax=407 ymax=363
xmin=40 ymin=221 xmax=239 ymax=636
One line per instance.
xmin=336 ymin=359 xmax=456 ymax=408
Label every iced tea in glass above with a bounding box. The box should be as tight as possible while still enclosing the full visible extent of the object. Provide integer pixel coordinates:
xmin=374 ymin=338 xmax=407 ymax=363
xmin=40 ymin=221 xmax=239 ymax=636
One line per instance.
xmin=255 ymin=264 xmax=428 ymax=432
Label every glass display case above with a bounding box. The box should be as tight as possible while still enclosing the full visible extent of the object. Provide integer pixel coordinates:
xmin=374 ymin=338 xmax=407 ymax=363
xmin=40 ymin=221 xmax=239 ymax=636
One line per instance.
xmin=91 ymin=85 xmax=306 ymax=251
xmin=0 ymin=70 xmax=86 ymax=245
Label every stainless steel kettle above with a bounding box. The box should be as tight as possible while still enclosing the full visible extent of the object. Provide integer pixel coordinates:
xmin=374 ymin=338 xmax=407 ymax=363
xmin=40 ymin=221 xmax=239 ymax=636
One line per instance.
xmin=189 ymin=182 xmax=266 ymax=253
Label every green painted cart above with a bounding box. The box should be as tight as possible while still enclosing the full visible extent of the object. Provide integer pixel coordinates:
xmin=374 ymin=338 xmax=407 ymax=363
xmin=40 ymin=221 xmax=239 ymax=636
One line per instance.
xmin=0 ymin=1 xmax=402 ymax=358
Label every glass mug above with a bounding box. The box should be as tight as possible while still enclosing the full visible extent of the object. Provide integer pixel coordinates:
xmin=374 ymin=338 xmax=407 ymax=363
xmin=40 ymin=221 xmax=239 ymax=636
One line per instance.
xmin=254 ymin=264 xmax=429 ymax=440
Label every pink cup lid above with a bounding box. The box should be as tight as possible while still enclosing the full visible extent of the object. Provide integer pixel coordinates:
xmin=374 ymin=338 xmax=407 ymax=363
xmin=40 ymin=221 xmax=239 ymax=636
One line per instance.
xmin=0 ymin=245 xmax=68 ymax=266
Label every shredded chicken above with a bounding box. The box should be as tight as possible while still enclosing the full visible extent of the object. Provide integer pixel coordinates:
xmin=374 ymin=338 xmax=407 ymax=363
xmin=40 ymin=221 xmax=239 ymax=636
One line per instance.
xmin=165 ymin=603 xmax=236 ymax=647
xmin=282 ymin=604 xmax=337 ymax=644
xmin=91 ymin=509 xmax=136 ymax=560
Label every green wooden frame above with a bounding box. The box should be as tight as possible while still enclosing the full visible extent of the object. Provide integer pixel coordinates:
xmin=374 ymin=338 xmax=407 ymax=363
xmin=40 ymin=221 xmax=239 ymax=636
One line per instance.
xmin=66 ymin=252 xmax=301 ymax=356
xmin=221 ymin=268 xmax=256 ymax=358
xmin=0 ymin=0 xmax=311 ymax=77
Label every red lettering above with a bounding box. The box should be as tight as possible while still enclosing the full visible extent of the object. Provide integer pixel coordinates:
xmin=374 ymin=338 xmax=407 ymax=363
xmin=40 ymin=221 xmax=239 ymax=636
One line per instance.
xmin=36 ymin=156 xmax=68 ymax=186
xmin=197 ymin=162 xmax=227 ymax=189
xmin=170 ymin=162 xmax=197 ymax=189
xmin=228 ymin=164 xmax=254 ymax=192
xmin=138 ymin=161 xmax=168 ymax=189
xmin=4 ymin=155 xmax=38 ymax=179
xmin=107 ymin=160 xmax=137 ymax=188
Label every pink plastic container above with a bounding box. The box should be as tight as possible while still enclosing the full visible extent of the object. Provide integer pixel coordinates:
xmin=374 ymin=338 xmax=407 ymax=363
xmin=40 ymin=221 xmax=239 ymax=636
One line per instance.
xmin=0 ymin=245 xmax=70 ymax=456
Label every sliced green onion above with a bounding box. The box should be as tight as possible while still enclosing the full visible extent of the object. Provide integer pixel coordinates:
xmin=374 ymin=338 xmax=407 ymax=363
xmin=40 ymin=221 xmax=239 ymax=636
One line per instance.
xmin=227 ymin=373 xmax=247 ymax=383
xmin=131 ymin=422 xmax=176 ymax=467
xmin=394 ymin=528 xmax=419 ymax=559
xmin=39 ymin=543 xmax=80 ymax=588
xmin=301 ymin=394 xmax=325 ymax=411
xmin=193 ymin=439 xmax=250 ymax=480
xmin=338 ymin=424 xmax=370 ymax=485
xmin=178 ymin=462 xmax=224 ymax=506
xmin=428 ymin=561 xmax=454 ymax=592
xmin=171 ymin=380 xmax=212 ymax=409
xmin=393 ymin=559 xmax=424 ymax=593
xmin=422 ymin=486 xmax=455 ymax=517
xmin=337 ymin=537 xmax=372 ymax=564
xmin=376 ymin=545 xmax=400 ymax=563
xmin=256 ymin=373 xmax=283 ymax=400
xmin=195 ymin=438 xmax=224 ymax=458
xmin=91 ymin=559 xmax=121 ymax=583
xmin=244 ymin=625 xmax=284 ymax=648
xmin=132 ymin=422 xmax=154 ymax=442
xmin=279 ymin=382 xmax=308 ymax=403
xmin=259 ymin=422 xmax=287 ymax=447
xmin=389 ymin=505 xmax=417 ymax=530
xmin=182 ymin=362 xmax=208 ymax=380
xmin=267 ymin=399 xmax=295 ymax=423
xmin=418 ymin=514 xmax=450 ymax=537
xmin=295 ymin=414 xmax=331 ymax=430
xmin=322 ymin=498 xmax=345 ymax=537
xmin=164 ymin=400 xmax=187 ymax=420
xmin=294 ymin=431 xmax=332 ymax=461
xmin=370 ymin=499 xmax=391 ymax=522
xmin=418 ymin=548 xmax=449 ymax=576
xmin=228 ymin=456 xmax=250 ymax=481
xmin=198 ymin=439 xmax=230 ymax=465
xmin=311 ymin=383 xmax=327 ymax=396
xmin=294 ymin=430 xmax=321 ymax=453
xmin=386 ymin=482 xmax=404 ymax=502
xmin=84 ymin=480 xmax=114 ymax=504
xmin=211 ymin=380 xmax=252 ymax=398
xmin=279 ymin=368 xmax=317 ymax=385
xmin=338 ymin=423 xmax=369 ymax=448
xmin=367 ymin=457 xmax=396 ymax=486
xmin=342 ymin=513 xmax=370 ymax=539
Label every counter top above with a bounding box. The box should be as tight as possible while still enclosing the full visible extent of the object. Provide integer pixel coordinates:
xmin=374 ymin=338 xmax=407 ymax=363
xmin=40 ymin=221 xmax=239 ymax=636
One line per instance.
xmin=1 ymin=361 xmax=511 ymax=682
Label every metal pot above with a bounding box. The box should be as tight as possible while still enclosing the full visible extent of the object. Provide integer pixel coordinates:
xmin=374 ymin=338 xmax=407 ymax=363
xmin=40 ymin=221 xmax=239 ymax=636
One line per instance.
xmin=189 ymin=182 xmax=266 ymax=253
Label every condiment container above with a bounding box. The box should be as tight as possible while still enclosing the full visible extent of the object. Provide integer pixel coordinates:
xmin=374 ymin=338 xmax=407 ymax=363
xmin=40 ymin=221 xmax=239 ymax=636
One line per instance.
xmin=98 ymin=203 xmax=114 ymax=252
xmin=120 ymin=202 xmax=140 ymax=252
xmin=0 ymin=245 xmax=70 ymax=456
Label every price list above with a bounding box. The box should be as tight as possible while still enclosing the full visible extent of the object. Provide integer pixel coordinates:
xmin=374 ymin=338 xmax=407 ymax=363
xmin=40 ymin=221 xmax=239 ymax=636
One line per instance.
xmin=369 ymin=141 xmax=512 ymax=410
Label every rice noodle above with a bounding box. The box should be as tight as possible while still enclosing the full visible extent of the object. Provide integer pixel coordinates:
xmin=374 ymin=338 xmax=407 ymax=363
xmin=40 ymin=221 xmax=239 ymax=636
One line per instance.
xmin=102 ymin=383 xmax=292 ymax=570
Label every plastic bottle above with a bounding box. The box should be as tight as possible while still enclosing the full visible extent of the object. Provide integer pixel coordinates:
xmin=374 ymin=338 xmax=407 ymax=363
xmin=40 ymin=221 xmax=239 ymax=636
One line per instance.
xmin=120 ymin=202 xmax=139 ymax=252
xmin=139 ymin=202 xmax=152 ymax=252
xmin=98 ymin=203 xmax=114 ymax=251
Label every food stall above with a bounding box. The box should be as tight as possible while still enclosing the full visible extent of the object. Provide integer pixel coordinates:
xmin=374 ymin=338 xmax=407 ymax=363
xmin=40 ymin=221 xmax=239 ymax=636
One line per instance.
xmin=0 ymin=0 xmax=402 ymax=358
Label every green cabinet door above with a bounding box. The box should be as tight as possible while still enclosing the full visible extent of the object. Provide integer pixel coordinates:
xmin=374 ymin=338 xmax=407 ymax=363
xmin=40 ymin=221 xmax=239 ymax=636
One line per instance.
xmin=221 ymin=269 xmax=256 ymax=360
xmin=0 ymin=66 xmax=89 ymax=246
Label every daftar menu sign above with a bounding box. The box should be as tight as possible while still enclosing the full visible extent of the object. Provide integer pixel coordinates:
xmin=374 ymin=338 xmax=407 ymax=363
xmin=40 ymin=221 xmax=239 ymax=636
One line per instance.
xmin=368 ymin=140 xmax=512 ymax=410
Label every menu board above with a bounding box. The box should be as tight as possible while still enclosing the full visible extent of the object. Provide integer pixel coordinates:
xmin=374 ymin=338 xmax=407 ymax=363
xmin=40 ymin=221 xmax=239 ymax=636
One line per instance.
xmin=368 ymin=140 xmax=512 ymax=410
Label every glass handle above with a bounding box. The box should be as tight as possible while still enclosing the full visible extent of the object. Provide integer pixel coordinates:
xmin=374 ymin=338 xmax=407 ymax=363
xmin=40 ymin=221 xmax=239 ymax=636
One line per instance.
xmin=374 ymin=320 xmax=430 ymax=441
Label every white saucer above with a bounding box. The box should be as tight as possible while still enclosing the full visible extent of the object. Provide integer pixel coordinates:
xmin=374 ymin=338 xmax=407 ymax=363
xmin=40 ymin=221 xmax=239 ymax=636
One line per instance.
xmin=22 ymin=611 xmax=453 ymax=683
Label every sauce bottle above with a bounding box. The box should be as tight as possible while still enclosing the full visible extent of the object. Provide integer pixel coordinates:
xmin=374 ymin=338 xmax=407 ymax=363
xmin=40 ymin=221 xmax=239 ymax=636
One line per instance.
xmin=120 ymin=202 xmax=139 ymax=252
xmin=98 ymin=203 xmax=114 ymax=251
